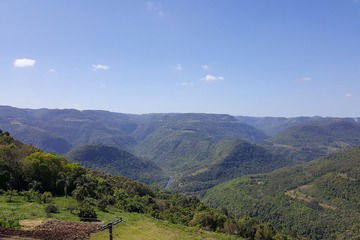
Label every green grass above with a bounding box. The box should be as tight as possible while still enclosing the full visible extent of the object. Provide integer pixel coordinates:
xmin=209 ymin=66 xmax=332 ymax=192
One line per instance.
xmin=0 ymin=195 xmax=242 ymax=240
xmin=91 ymin=213 xmax=242 ymax=240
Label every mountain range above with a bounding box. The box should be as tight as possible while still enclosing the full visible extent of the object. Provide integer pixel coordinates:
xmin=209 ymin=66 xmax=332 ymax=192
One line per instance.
xmin=2 ymin=105 xmax=360 ymax=239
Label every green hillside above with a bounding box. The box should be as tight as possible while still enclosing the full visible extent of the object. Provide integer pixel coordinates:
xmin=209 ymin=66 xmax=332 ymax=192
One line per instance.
xmin=135 ymin=118 xmax=267 ymax=172
xmin=66 ymin=144 xmax=166 ymax=185
xmin=204 ymin=147 xmax=360 ymax=239
xmin=0 ymin=107 xmax=266 ymax=159
xmin=267 ymin=119 xmax=360 ymax=163
xmin=168 ymin=139 xmax=285 ymax=194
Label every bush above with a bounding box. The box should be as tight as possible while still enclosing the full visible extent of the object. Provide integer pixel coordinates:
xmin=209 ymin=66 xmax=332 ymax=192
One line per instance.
xmin=78 ymin=199 xmax=97 ymax=221
xmin=22 ymin=190 xmax=39 ymax=202
xmin=40 ymin=192 xmax=53 ymax=203
xmin=5 ymin=190 xmax=18 ymax=202
xmin=45 ymin=203 xmax=59 ymax=214
xmin=124 ymin=199 xmax=146 ymax=213
xmin=190 ymin=210 xmax=226 ymax=231
xmin=97 ymin=198 xmax=108 ymax=212
xmin=0 ymin=218 xmax=20 ymax=228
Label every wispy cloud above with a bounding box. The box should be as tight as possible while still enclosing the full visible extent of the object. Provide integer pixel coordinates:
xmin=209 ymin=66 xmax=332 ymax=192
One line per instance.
xmin=173 ymin=64 xmax=182 ymax=72
xmin=91 ymin=64 xmax=110 ymax=71
xmin=201 ymin=65 xmax=209 ymax=70
xmin=13 ymin=58 xmax=36 ymax=68
xmin=345 ymin=93 xmax=353 ymax=98
xmin=301 ymin=76 xmax=312 ymax=81
xmin=201 ymin=74 xmax=224 ymax=81
xmin=181 ymin=82 xmax=193 ymax=87
xmin=297 ymin=76 xmax=312 ymax=83
xmin=146 ymin=2 xmax=164 ymax=16
xmin=48 ymin=68 xmax=56 ymax=73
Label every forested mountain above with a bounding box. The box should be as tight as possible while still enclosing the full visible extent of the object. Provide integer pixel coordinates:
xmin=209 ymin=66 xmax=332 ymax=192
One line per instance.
xmin=66 ymin=144 xmax=166 ymax=185
xmin=204 ymin=147 xmax=360 ymax=239
xmin=235 ymin=116 xmax=330 ymax=136
xmin=2 ymin=106 xmax=360 ymax=190
xmin=135 ymin=116 xmax=267 ymax=172
xmin=266 ymin=119 xmax=360 ymax=164
xmin=0 ymin=106 xmax=266 ymax=156
xmin=167 ymin=139 xmax=285 ymax=194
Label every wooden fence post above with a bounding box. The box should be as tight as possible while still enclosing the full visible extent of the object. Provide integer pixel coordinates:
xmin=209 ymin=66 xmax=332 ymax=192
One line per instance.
xmin=109 ymin=224 xmax=113 ymax=240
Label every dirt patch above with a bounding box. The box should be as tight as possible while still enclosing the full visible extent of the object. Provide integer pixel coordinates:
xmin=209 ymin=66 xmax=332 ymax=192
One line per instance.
xmin=19 ymin=219 xmax=45 ymax=231
xmin=0 ymin=220 xmax=100 ymax=240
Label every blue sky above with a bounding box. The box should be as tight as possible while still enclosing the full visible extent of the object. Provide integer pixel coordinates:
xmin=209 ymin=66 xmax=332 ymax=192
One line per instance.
xmin=0 ymin=0 xmax=359 ymax=117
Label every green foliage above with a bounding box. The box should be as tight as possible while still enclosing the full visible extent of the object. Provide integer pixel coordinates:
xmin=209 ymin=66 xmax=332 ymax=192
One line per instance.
xmin=78 ymin=198 xmax=97 ymax=221
xmin=205 ymin=147 xmax=360 ymax=239
xmin=5 ymin=189 xmax=18 ymax=202
xmin=40 ymin=191 xmax=53 ymax=203
xmin=190 ymin=209 xmax=226 ymax=231
xmin=66 ymin=144 xmax=166 ymax=184
xmin=268 ymin=119 xmax=360 ymax=164
xmin=0 ymin=217 xmax=20 ymax=228
xmin=170 ymin=139 xmax=285 ymax=194
xmin=45 ymin=203 xmax=59 ymax=214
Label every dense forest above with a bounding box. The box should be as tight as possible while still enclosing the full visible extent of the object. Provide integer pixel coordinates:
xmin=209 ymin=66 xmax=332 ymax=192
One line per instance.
xmin=204 ymin=147 xmax=360 ymax=239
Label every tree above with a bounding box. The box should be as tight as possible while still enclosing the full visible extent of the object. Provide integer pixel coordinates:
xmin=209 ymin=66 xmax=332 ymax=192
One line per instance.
xmin=56 ymin=172 xmax=71 ymax=198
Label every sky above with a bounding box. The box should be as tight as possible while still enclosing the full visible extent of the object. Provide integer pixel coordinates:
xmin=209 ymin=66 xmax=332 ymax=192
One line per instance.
xmin=0 ymin=0 xmax=359 ymax=117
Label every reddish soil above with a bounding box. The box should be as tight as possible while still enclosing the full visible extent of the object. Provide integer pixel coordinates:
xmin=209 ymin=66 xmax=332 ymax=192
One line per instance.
xmin=0 ymin=220 xmax=100 ymax=240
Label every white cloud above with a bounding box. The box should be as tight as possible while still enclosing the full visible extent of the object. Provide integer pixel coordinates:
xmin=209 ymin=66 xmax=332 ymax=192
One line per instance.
xmin=302 ymin=76 xmax=312 ymax=81
xmin=345 ymin=93 xmax=353 ymax=98
xmin=201 ymin=74 xmax=224 ymax=81
xmin=13 ymin=58 xmax=36 ymax=68
xmin=146 ymin=2 xmax=164 ymax=16
xmin=173 ymin=64 xmax=182 ymax=71
xmin=48 ymin=68 xmax=56 ymax=73
xmin=201 ymin=65 xmax=209 ymax=70
xmin=91 ymin=64 xmax=110 ymax=71
xmin=181 ymin=82 xmax=193 ymax=87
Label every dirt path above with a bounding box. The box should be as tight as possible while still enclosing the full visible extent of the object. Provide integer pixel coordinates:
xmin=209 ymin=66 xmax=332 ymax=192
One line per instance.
xmin=0 ymin=220 xmax=99 ymax=240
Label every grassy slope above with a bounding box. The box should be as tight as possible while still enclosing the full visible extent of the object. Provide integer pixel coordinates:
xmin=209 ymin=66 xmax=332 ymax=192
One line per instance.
xmin=0 ymin=195 xmax=241 ymax=240
xmin=204 ymin=147 xmax=360 ymax=239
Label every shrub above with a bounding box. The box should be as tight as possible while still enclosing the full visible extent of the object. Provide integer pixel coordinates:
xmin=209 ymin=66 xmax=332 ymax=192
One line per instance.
xmin=0 ymin=218 xmax=20 ymax=228
xmin=125 ymin=200 xmax=146 ymax=213
xmin=190 ymin=210 xmax=226 ymax=231
xmin=40 ymin=192 xmax=53 ymax=203
xmin=97 ymin=198 xmax=108 ymax=212
xmin=78 ymin=199 xmax=97 ymax=221
xmin=5 ymin=190 xmax=18 ymax=202
xmin=45 ymin=203 xmax=59 ymax=214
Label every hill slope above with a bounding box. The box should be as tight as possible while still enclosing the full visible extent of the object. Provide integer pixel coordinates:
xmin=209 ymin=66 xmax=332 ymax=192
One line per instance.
xmin=134 ymin=116 xmax=267 ymax=172
xmin=168 ymin=139 xmax=285 ymax=194
xmin=267 ymin=119 xmax=360 ymax=163
xmin=204 ymin=147 xmax=360 ymax=239
xmin=66 ymin=144 xmax=166 ymax=185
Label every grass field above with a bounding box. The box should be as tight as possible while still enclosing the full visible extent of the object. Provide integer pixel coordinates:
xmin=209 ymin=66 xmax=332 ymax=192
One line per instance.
xmin=0 ymin=195 xmax=242 ymax=240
